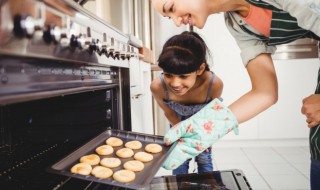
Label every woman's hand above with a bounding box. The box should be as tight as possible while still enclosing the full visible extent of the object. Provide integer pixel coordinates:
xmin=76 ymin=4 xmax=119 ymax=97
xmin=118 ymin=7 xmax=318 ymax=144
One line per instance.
xmin=163 ymin=98 xmax=239 ymax=170
xmin=302 ymin=94 xmax=320 ymax=128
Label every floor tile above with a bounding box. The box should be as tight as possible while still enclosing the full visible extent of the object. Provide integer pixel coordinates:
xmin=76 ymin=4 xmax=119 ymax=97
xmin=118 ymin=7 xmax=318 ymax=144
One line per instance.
xmin=242 ymin=147 xmax=277 ymax=156
xmin=213 ymin=147 xmax=251 ymax=164
xmin=263 ymin=174 xmax=310 ymax=190
xmin=273 ymin=147 xmax=308 ymax=155
xmin=281 ymin=153 xmax=311 ymax=164
xmin=246 ymin=154 xmax=287 ymax=164
xmin=254 ymin=163 xmax=300 ymax=175
xmin=294 ymin=163 xmax=310 ymax=175
xmin=215 ymin=163 xmax=260 ymax=175
xmin=214 ymin=154 xmax=252 ymax=165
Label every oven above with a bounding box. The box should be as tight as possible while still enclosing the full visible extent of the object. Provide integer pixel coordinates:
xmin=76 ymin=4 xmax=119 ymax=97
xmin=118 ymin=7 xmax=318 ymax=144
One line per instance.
xmin=0 ymin=0 xmax=135 ymax=189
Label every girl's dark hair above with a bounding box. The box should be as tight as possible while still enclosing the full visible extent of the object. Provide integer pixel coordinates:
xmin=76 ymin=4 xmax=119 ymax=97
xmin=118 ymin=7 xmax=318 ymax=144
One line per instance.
xmin=158 ymin=31 xmax=211 ymax=74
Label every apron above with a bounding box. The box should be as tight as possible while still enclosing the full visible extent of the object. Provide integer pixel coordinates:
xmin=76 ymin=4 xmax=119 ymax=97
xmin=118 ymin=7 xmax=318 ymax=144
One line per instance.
xmin=243 ymin=0 xmax=320 ymax=45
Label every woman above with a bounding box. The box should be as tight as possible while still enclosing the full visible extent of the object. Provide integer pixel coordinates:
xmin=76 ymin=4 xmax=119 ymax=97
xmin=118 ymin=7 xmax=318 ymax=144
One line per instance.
xmin=151 ymin=0 xmax=320 ymax=189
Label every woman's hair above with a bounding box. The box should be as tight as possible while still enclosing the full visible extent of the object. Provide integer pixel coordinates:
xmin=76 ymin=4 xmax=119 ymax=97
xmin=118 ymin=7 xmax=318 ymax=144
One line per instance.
xmin=158 ymin=31 xmax=211 ymax=74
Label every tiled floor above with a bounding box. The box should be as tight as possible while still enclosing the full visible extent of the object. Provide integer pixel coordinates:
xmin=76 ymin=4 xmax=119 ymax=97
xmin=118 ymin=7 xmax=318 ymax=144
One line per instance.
xmin=155 ymin=142 xmax=311 ymax=190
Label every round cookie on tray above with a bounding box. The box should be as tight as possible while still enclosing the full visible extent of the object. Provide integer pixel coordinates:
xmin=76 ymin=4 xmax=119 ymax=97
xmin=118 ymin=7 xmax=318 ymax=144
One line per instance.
xmin=134 ymin=151 xmax=154 ymax=162
xmin=145 ymin=143 xmax=163 ymax=154
xmin=113 ymin=169 xmax=136 ymax=183
xmin=100 ymin=157 xmax=121 ymax=168
xmin=95 ymin=144 xmax=114 ymax=156
xmin=80 ymin=154 xmax=100 ymax=165
xmin=123 ymin=160 xmax=144 ymax=172
xmin=91 ymin=166 xmax=113 ymax=179
xmin=116 ymin=147 xmax=134 ymax=158
xmin=70 ymin=163 xmax=92 ymax=175
xmin=106 ymin=137 xmax=123 ymax=147
xmin=125 ymin=140 xmax=142 ymax=150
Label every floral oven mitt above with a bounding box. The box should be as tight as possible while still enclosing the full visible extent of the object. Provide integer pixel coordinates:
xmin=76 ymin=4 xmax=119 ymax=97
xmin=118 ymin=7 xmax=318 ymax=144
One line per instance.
xmin=163 ymin=98 xmax=239 ymax=170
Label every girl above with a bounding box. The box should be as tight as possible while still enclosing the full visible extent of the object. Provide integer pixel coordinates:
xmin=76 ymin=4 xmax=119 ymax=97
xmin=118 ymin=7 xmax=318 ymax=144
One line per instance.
xmin=150 ymin=31 xmax=223 ymax=174
xmin=151 ymin=0 xmax=320 ymax=189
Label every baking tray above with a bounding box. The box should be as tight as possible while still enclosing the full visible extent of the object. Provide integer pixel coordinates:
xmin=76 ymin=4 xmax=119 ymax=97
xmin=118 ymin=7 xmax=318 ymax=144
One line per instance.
xmin=47 ymin=129 xmax=176 ymax=189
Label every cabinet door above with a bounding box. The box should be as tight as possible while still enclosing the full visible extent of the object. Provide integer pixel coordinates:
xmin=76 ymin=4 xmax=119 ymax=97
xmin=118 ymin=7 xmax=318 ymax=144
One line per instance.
xmin=258 ymin=59 xmax=319 ymax=139
xmin=130 ymin=57 xmax=142 ymax=96
xmin=130 ymin=61 xmax=154 ymax=134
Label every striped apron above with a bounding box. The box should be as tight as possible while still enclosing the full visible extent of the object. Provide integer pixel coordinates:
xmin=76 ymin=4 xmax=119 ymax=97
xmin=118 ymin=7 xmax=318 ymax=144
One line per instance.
xmin=244 ymin=0 xmax=320 ymax=160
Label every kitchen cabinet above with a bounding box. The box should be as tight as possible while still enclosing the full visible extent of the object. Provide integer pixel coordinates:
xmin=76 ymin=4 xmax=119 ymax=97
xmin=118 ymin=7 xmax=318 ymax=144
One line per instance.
xmin=130 ymin=61 xmax=154 ymax=134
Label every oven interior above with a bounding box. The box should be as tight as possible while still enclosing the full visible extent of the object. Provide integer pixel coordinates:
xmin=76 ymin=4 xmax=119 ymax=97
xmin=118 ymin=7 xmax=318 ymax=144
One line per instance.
xmin=0 ymin=88 xmax=125 ymax=189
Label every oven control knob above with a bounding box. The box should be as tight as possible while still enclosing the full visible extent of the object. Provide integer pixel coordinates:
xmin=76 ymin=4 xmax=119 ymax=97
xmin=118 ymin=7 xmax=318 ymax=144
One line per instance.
xmin=100 ymin=33 xmax=109 ymax=55
xmin=13 ymin=14 xmax=35 ymax=38
xmin=95 ymin=39 xmax=102 ymax=53
xmin=107 ymin=37 xmax=115 ymax=57
xmin=43 ymin=24 xmax=61 ymax=44
xmin=70 ymin=34 xmax=79 ymax=48
xmin=100 ymin=44 xmax=108 ymax=55
xmin=89 ymin=38 xmax=100 ymax=52
xmin=60 ymin=36 xmax=69 ymax=47
xmin=119 ymin=43 xmax=126 ymax=60
xmin=77 ymin=34 xmax=87 ymax=49
xmin=83 ymin=40 xmax=91 ymax=51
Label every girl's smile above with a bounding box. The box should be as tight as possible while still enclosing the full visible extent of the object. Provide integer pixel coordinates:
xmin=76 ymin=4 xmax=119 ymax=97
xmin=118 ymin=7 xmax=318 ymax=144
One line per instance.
xmin=163 ymin=72 xmax=198 ymax=96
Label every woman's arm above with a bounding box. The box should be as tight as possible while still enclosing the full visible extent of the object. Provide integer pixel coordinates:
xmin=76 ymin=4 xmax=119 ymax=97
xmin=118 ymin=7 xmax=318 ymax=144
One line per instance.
xmin=228 ymin=53 xmax=278 ymax=123
xmin=150 ymin=78 xmax=181 ymax=125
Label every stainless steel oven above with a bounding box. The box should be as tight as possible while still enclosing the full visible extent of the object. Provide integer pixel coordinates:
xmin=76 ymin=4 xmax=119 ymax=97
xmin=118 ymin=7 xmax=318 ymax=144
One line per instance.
xmin=0 ymin=0 xmax=137 ymax=189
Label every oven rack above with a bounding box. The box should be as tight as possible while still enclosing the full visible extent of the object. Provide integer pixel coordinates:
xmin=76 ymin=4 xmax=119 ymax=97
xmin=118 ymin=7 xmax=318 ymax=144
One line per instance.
xmin=0 ymin=140 xmax=82 ymax=189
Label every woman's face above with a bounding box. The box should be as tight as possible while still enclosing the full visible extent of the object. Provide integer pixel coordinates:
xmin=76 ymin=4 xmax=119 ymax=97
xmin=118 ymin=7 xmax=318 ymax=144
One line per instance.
xmin=151 ymin=0 xmax=209 ymax=29
xmin=163 ymin=72 xmax=197 ymax=96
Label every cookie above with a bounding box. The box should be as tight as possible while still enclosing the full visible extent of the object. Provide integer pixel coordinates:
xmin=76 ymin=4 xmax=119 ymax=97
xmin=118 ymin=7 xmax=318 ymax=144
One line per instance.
xmin=70 ymin=163 xmax=92 ymax=175
xmin=123 ymin=160 xmax=144 ymax=172
xmin=145 ymin=143 xmax=163 ymax=154
xmin=80 ymin=154 xmax=100 ymax=165
xmin=134 ymin=151 xmax=154 ymax=162
xmin=116 ymin=148 xmax=134 ymax=158
xmin=95 ymin=145 xmax=114 ymax=156
xmin=91 ymin=166 xmax=113 ymax=179
xmin=113 ymin=169 xmax=135 ymax=183
xmin=125 ymin=140 xmax=142 ymax=150
xmin=106 ymin=137 xmax=123 ymax=147
xmin=100 ymin=157 xmax=121 ymax=168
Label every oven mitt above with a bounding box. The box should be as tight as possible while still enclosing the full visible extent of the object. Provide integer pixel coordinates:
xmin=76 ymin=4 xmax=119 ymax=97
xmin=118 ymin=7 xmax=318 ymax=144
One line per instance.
xmin=163 ymin=98 xmax=239 ymax=170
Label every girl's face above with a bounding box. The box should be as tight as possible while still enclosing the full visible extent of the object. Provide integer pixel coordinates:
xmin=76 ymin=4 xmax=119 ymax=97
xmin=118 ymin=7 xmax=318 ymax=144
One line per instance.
xmin=163 ymin=72 xmax=197 ymax=96
xmin=151 ymin=0 xmax=209 ymax=29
